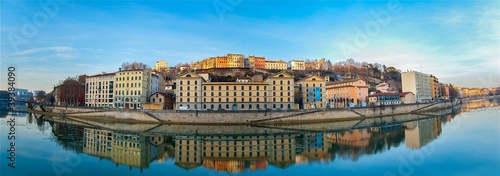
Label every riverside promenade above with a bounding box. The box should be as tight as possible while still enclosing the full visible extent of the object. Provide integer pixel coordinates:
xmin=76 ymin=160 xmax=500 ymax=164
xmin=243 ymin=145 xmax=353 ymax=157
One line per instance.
xmin=26 ymin=100 xmax=460 ymax=125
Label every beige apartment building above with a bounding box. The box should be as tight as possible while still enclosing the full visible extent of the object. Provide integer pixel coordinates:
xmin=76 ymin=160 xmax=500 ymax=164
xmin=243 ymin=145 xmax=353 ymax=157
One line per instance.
xmin=295 ymin=75 xmax=327 ymax=109
xmin=227 ymin=54 xmax=245 ymax=68
xmin=325 ymin=78 xmax=369 ymax=107
xmin=290 ymin=60 xmax=306 ymax=70
xmin=85 ymin=72 xmax=115 ymax=108
xmin=152 ymin=60 xmax=168 ymax=72
xmin=114 ymin=68 xmax=152 ymax=109
xmin=265 ymin=60 xmax=288 ymax=70
xmin=402 ymin=71 xmax=432 ymax=101
xmin=175 ymin=71 xmax=295 ymax=110
xmin=430 ymin=75 xmax=440 ymax=100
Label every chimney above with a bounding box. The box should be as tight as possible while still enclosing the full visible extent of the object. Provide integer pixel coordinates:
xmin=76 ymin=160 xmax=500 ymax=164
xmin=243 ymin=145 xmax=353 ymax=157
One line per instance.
xmin=119 ymin=68 xmax=122 ymax=71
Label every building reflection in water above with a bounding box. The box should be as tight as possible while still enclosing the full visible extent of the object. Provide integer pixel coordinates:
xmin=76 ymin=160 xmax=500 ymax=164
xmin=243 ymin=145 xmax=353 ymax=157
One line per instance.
xmin=403 ymin=118 xmax=442 ymax=149
xmin=44 ymin=113 xmax=474 ymax=174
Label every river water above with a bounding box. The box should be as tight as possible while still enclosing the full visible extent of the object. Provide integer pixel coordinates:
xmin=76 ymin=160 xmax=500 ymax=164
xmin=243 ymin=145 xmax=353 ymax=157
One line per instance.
xmin=1 ymin=99 xmax=499 ymax=176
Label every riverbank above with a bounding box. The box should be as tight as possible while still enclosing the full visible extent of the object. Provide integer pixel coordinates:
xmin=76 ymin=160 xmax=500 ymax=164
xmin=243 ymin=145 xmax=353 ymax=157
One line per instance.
xmin=26 ymin=100 xmax=460 ymax=124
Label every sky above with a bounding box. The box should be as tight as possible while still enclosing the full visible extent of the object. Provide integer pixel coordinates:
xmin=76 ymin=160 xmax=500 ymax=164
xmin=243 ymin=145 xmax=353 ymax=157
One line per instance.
xmin=1 ymin=0 xmax=499 ymax=92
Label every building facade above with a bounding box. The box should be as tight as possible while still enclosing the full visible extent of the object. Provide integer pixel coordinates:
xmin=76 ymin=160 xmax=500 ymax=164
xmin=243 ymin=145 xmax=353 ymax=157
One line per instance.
xmin=248 ymin=56 xmax=266 ymax=69
xmin=114 ymin=68 xmax=152 ymax=109
xmin=296 ymin=76 xmax=327 ymax=109
xmin=216 ymin=56 xmax=228 ymax=68
xmin=402 ymin=71 xmax=432 ymax=102
xmin=290 ymin=60 xmax=306 ymax=70
xmin=367 ymin=92 xmax=416 ymax=105
xmin=429 ymin=75 xmax=440 ymax=100
xmin=85 ymin=73 xmax=115 ymax=108
xmin=175 ymin=72 xmax=205 ymax=110
xmin=265 ymin=60 xmax=288 ymax=70
xmin=153 ymin=60 xmax=168 ymax=72
xmin=175 ymin=72 xmax=295 ymax=110
xmin=325 ymin=78 xmax=369 ymax=108
xmin=227 ymin=54 xmax=245 ymax=68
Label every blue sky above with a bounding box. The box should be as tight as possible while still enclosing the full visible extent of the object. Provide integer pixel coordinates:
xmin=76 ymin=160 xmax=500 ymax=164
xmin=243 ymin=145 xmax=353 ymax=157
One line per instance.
xmin=1 ymin=0 xmax=499 ymax=92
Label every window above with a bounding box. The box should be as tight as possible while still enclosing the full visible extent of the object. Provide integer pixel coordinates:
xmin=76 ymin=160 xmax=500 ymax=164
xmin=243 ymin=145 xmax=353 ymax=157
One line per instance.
xmin=288 ymin=80 xmax=290 ymax=85
xmin=241 ymin=92 xmax=244 ymax=96
xmin=180 ymin=81 xmax=183 ymax=85
xmin=280 ymin=80 xmax=283 ymax=85
xmin=187 ymin=81 xmax=190 ymax=85
xmin=273 ymin=80 xmax=276 ymax=85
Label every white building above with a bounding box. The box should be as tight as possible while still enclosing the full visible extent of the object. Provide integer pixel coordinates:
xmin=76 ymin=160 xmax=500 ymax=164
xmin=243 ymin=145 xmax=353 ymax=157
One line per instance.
xmin=402 ymin=71 xmax=432 ymax=102
xmin=153 ymin=60 xmax=168 ymax=72
xmin=290 ymin=60 xmax=306 ymax=70
xmin=85 ymin=72 xmax=115 ymax=108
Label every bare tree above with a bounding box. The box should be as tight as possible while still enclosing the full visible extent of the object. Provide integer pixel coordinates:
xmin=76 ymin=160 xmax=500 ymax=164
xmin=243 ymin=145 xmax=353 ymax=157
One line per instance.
xmin=121 ymin=61 xmax=150 ymax=70
xmin=36 ymin=91 xmax=46 ymax=102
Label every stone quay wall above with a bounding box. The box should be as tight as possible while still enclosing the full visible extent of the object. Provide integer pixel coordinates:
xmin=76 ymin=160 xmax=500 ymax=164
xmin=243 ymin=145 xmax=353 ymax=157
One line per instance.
xmin=29 ymin=102 xmax=457 ymax=124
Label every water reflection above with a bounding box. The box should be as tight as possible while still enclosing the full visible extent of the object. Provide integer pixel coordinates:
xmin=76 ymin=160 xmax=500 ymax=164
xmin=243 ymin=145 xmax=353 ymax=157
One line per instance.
xmin=39 ymin=117 xmax=447 ymax=174
xmin=19 ymin=97 xmax=500 ymax=174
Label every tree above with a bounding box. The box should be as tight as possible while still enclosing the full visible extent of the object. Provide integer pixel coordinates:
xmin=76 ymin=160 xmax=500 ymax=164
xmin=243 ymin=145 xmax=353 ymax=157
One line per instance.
xmin=45 ymin=92 xmax=55 ymax=105
xmin=121 ymin=61 xmax=149 ymax=70
xmin=449 ymin=84 xmax=460 ymax=100
xmin=59 ymin=77 xmax=85 ymax=106
xmin=36 ymin=91 xmax=46 ymax=102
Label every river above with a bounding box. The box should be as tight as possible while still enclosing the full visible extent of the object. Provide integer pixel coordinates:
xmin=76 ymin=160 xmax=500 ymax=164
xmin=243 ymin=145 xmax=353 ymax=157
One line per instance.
xmin=1 ymin=98 xmax=499 ymax=176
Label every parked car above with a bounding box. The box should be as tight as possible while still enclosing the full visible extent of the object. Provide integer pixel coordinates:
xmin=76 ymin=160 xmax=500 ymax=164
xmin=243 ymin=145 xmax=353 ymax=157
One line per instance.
xmin=217 ymin=108 xmax=225 ymax=111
